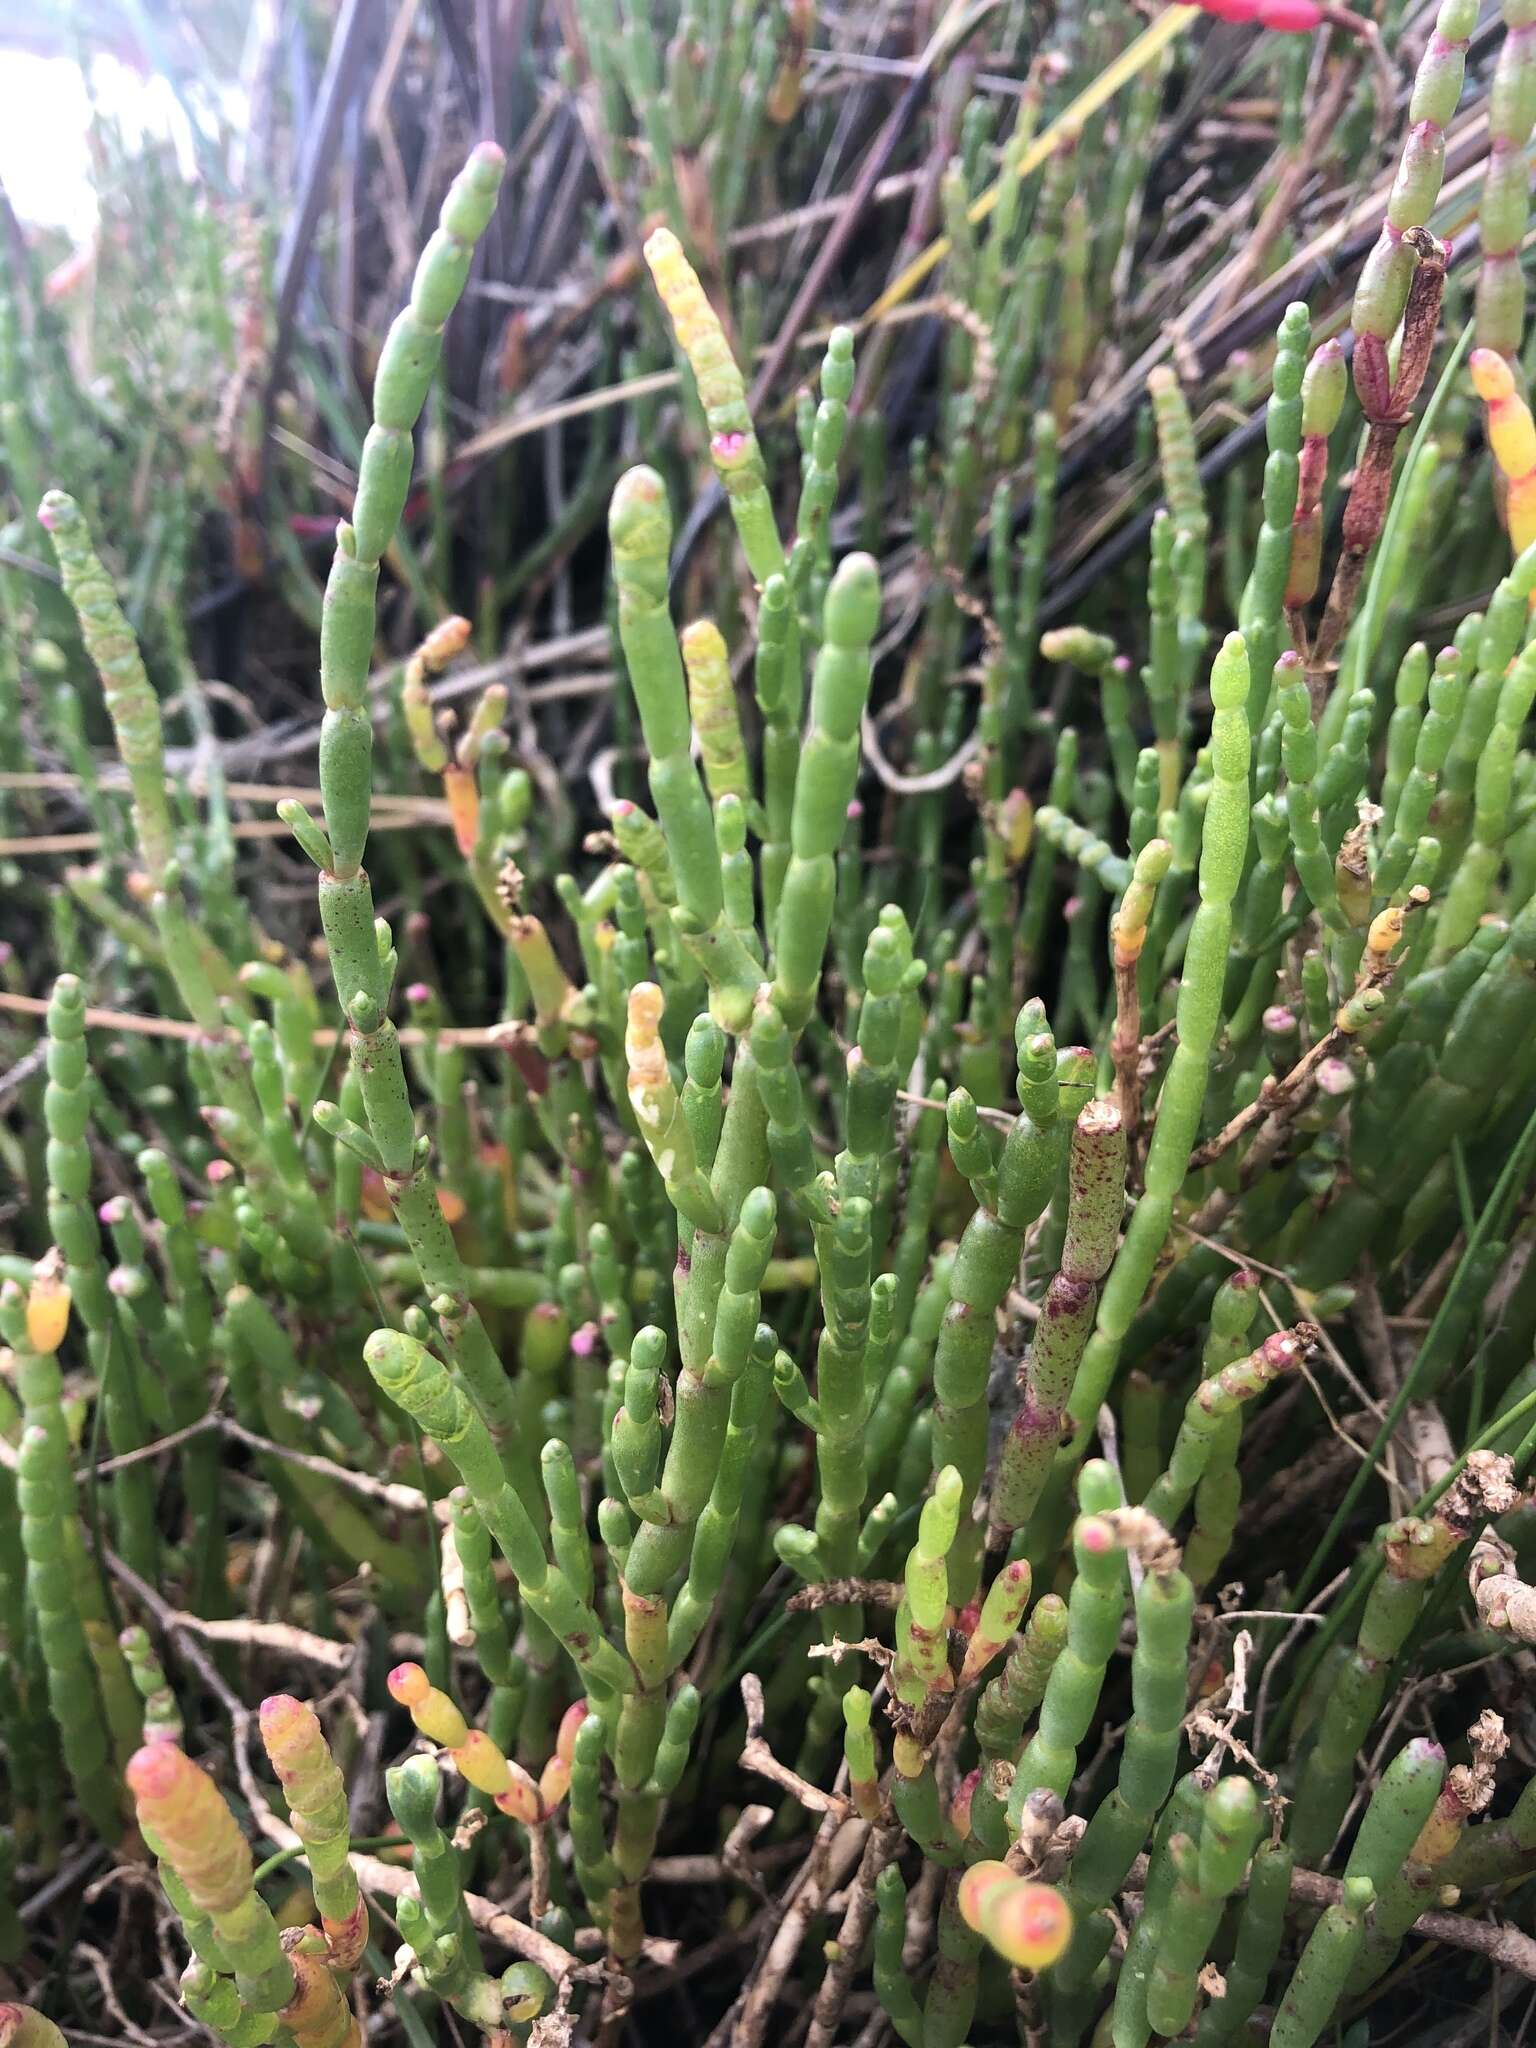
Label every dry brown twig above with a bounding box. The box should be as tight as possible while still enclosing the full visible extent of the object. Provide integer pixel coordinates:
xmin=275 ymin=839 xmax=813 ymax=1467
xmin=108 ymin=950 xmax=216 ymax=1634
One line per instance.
xmin=786 ymin=1577 xmax=905 ymax=1614
xmin=716 ymin=1810 xmax=870 ymax=2048
xmin=740 ymin=1673 xmax=852 ymax=1817
xmin=1188 ymin=1030 xmax=1356 ymax=1176
xmin=805 ymin=1825 xmax=904 ymax=2048
xmin=807 ymin=1635 xmax=896 ymax=1671
xmin=85 ymin=1410 xmax=442 ymax=1519
xmin=1186 ymin=1627 xmax=1283 ymax=1823
xmin=0 ymin=986 xmax=553 ymax=1053
xmin=1111 ymin=1845 xmax=1536 ymax=1979
xmin=160 ymin=1611 xmax=356 ymax=1672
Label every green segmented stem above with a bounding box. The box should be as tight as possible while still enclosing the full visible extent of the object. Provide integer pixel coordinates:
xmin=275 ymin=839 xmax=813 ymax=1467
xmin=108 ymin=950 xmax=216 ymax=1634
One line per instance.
xmin=1020 ymin=729 xmax=1079 ymax=973
xmin=1274 ymin=652 xmax=1346 ymax=930
xmin=2 ymin=1262 xmax=139 ymax=1758
xmin=364 ymin=1327 xmax=632 ymax=1695
xmin=842 ymin=1684 xmax=883 ymax=1820
xmin=295 ymin=148 xmax=535 ymax=1526
xmin=569 ymin=1709 xmax=619 ymax=1918
xmin=243 ymin=1022 xmax=329 ymax=1258
xmin=945 ymin=1086 xmax=997 ymax=1209
xmin=385 ymin=1753 xmax=488 ymax=2012
xmin=43 ymin=976 xmax=157 ymax=1577
xmin=975 ymin=1594 xmax=1068 ymax=1760
xmin=1050 ymin=191 xmax=1090 ymax=430
xmin=716 ymin=796 xmax=761 ymax=964
xmin=450 ymin=1492 xmax=524 ymax=1697
xmin=543 ymin=1438 xmax=593 ymax=1607
xmin=120 ymin=1625 xmax=182 ymax=1744
xmin=1145 ymin=1776 xmax=1262 ymax=2038
xmin=1352 ymin=1738 xmax=1493 ymax=1985
xmin=1057 ymin=1557 xmax=1194 ymax=1990
xmin=874 ymin=1865 xmax=926 ymax=2047
xmin=1433 ymin=631 xmax=1536 ymax=954
xmin=35 ymin=492 xmax=175 ymax=885
xmin=1231 ymin=796 xmax=1285 ymax=997
xmin=681 ymin=618 xmax=752 ymax=808
xmin=30 ymin=534 xmax=252 ymax=1110
xmin=1180 ymin=1276 xmax=1261 ymax=1587
xmin=1435 ymin=547 xmax=1536 ymax=856
xmin=138 ymin=1148 xmax=215 ymax=1352
xmin=754 ymin=572 xmax=799 ymax=928
xmin=975 ymin=91 xmax=1039 ymax=330
xmin=773 ymin=553 xmax=881 ymax=1029
xmin=921 ymin=1877 xmax=983 ymax=2048
xmin=793 ymin=325 xmax=855 ymax=593
xmin=15 ymin=1421 xmax=121 ymax=1843
xmin=1336 ymin=1736 xmax=1448 ymax=1990
xmin=612 ymin=1323 xmax=667 ymax=1522
xmin=127 ymin=1742 xmax=293 ymax=2010
xmin=1111 ymin=1774 xmax=1204 ymax=2048
xmin=316 ymin=142 xmax=504 ymax=880
xmin=179 ymin=1961 xmax=280 ymax=2048
xmin=1116 ymin=1370 xmax=1164 ymax=1509
xmin=344 ymin=991 xmax=535 ymax=1508
xmin=932 ymin=1009 xmax=1083 ymax=1564
xmin=1270 ymin=1876 xmax=1375 ymax=2048
xmin=1040 ymin=630 xmax=1134 ymax=810
xmin=1141 ymin=515 xmax=1184 ymax=808
xmin=1313 ymin=685 xmax=1376 ymax=830
xmin=667 ymin=1022 xmax=771 ymax=1478
xmin=1190 ymin=1838 xmax=1295 ymax=2045
xmin=869 ymin=1253 xmax=951 ymax=1486
xmin=1143 ymin=1326 xmax=1311 ymax=1528
xmin=644 ymin=228 xmax=786 ymax=588
xmin=610 ymin=799 xmax=680 ymax=910
xmin=1003 ymin=1486 xmax=1128 ymax=1832
xmin=1182 ymin=1425 xmax=1241 ymax=1590
xmin=608 ymin=1681 xmax=700 ymax=1957
xmin=221 ymin=1285 xmax=424 ymax=1592
xmin=1031 ymin=805 xmax=1131 ymax=894
xmin=623 ymin=1186 xmax=776 ymax=1593
xmin=991 ymin=1097 xmax=1126 ymax=1538
xmin=1238 ymin=301 xmax=1310 ymax=728
xmin=1287 ymin=340 xmax=1345 ymax=615
xmin=1001 ymin=412 xmax=1058 ymax=758
xmin=1062 ymin=633 xmax=1252 ymax=1459
xmin=259 ymin=1695 xmax=366 ymax=1967
xmin=610 ymin=468 xmax=758 ymax=1026
xmin=792 ymin=1190 xmax=879 ymax=1748
xmin=994 ymin=150 xmax=1075 ymax=471
xmin=891 ymin=1465 xmax=964 ymax=1730
xmin=667 ymin=1323 xmax=774 ymax=1666
xmin=625 ymin=982 xmax=723 ymax=1233
xmin=1147 ymin=366 xmax=1209 ymax=694
xmin=1376 ymin=643 xmax=1464 ymax=894
xmin=1340 ymin=1734 xmax=1449 ymax=1884
xmin=1476 ymin=0 xmax=1536 ymax=355
xmin=1381 ymin=641 xmax=1431 ymax=833
xmin=1290 ymin=1492 xmax=1477 ymax=1864
xmin=1352 ymin=0 xmax=1476 ymax=359
xmin=1126 ymin=746 xmax=1162 ymax=860
xmin=840 ymin=908 xmax=919 ymax=1215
